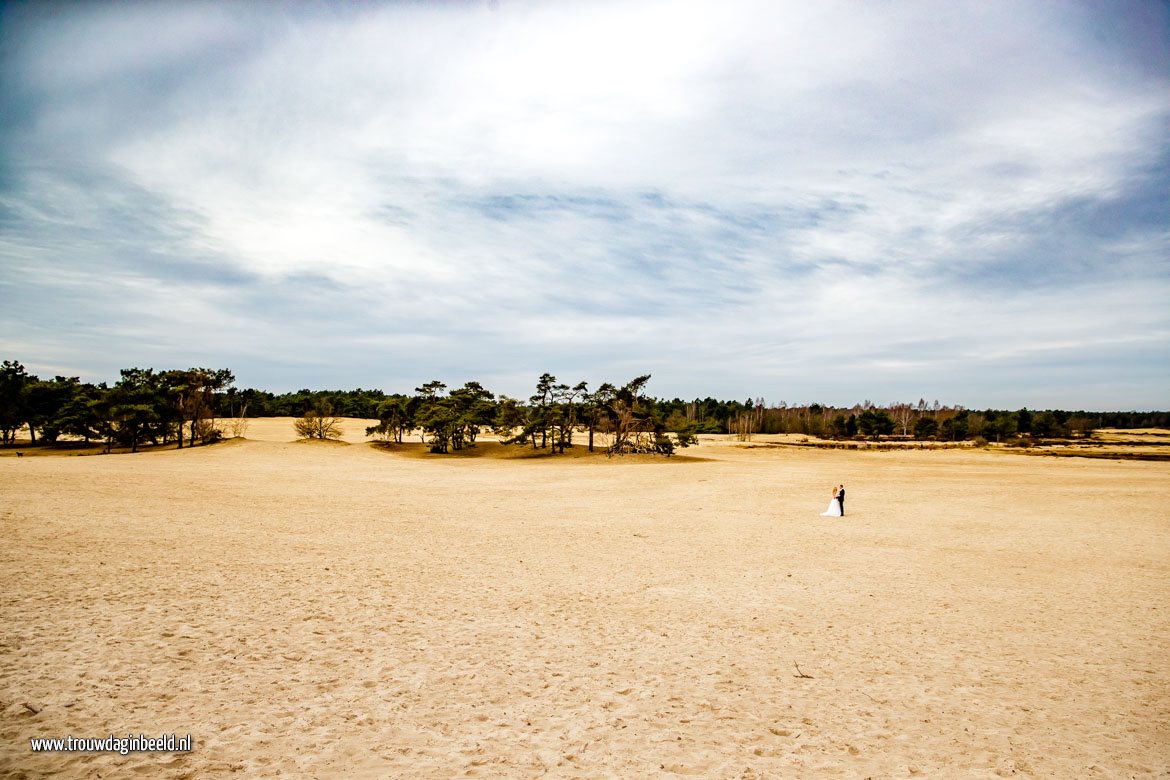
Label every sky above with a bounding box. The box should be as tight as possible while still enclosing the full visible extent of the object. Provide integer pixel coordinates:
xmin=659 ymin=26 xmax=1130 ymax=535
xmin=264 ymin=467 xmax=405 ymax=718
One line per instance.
xmin=1 ymin=1 xmax=1168 ymax=410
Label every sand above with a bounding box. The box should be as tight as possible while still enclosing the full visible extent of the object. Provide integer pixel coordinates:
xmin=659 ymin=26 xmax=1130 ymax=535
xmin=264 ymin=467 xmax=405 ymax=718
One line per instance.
xmin=1 ymin=418 xmax=1167 ymax=778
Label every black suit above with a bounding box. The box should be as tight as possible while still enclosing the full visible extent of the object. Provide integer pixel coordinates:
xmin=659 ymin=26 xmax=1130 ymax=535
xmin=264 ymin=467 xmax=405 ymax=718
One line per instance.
xmin=838 ymin=488 xmax=845 ymax=516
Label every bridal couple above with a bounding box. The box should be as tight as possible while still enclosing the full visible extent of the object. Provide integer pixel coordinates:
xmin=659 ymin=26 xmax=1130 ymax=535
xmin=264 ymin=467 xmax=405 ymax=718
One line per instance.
xmin=820 ymin=484 xmax=845 ymax=517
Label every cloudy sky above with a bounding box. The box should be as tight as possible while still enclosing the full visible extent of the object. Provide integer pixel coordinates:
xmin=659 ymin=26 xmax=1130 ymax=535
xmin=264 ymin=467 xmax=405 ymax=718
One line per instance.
xmin=1 ymin=1 xmax=1167 ymax=409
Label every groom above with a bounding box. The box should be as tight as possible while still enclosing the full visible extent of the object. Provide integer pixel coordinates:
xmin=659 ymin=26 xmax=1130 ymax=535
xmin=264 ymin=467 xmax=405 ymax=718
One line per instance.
xmin=838 ymin=484 xmax=845 ymax=516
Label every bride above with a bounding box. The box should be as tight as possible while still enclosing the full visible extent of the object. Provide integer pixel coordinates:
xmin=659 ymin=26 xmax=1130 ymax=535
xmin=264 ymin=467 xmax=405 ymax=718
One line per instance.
xmin=820 ymin=486 xmax=842 ymax=517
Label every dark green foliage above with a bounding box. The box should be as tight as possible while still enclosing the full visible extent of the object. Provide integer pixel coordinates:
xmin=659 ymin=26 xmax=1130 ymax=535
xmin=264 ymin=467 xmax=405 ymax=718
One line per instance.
xmin=56 ymin=381 xmax=105 ymax=442
xmin=409 ymin=380 xmax=496 ymax=453
xmin=365 ymin=395 xmax=415 ymax=443
xmin=159 ymin=368 xmax=234 ymax=448
xmin=106 ymin=368 xmax=163 ymax=452
xmin=1031 ymin=411 xmax=1059 ymax=438
xmin=492 ymin=395 xmax=529 ymax=444
xmin=0 ymin=360 xmax=30 ymax=444
xmin=528 ymin=373 xmax=557 ymax=450
xmin=492 ymin=374 xmax=590 ymax=455
xmin=829 ymin=414 xmax=848 ymax=439
xmin=979 ymin=410 xmax=1017 ymax=442
xmin=857 ymin=408 xmax=895 ymax=439
xmin=449 ymin=381 xmax=496 ymax=449
xmin=914 ymin=416 xmax=939 ymax=440
xmin=262 ymin=387 xmax=387 ymax=418
xmin=940 ymin=409 xmax=970 ymax=441
xmin=1 ymin=360 xmax=234 ymax=452
xmin=413 ymin=381 xmax=453 ymax=453
xmin=581 ymin=383 xmax=616 ymax=452
xmin=26 ymin=376 xmax=88 ymax=443
xmin=662 ymin=410 xmax=700 ymax=449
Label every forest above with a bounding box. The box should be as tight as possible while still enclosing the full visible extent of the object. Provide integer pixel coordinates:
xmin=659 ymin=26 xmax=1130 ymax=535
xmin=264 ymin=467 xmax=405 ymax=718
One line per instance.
xmin=2 ymin=359 xmax=1167 ymax=455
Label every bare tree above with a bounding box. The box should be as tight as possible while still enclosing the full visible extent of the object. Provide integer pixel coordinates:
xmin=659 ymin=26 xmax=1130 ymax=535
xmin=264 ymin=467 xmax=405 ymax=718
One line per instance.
xmin=294 ymin=402 xmax=343 ymax=440
xmin=891 ymin=403 xmax=914 ymax=437
xmin=605 ymin=375 xmax=686 ymax=455
xmin=729 ymin=400 xmax=764 ymax=441
xmin=608 ymin=375 xmax=651 ymax=455
xmin=227 ymin=401 xmax=250 ymax=439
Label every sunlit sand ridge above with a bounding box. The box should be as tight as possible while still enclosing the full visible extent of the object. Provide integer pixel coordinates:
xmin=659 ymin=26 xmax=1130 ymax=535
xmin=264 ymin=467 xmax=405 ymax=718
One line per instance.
xmin=1 ymin=419 xmax=1167 ymax=777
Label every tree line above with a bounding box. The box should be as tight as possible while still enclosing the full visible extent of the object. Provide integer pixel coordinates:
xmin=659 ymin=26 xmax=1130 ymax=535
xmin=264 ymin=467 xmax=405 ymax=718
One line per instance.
xmin=742 ymin=400 xmax=1170 ymax=443
xmin=0 ymin=360 xmax=235 ymax=452
xmin=3 ymin=359 xmax=1166 ymax=455
xmin=322 ymin=373 xmax=697 ymax=456
xmin=194 ymin=387 xmax=1170 ymax=440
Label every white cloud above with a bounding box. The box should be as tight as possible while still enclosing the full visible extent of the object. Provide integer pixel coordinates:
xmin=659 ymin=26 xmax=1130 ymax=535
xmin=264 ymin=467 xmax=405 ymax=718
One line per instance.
xmin=1 ymin=0 xmax=1167 ymax=407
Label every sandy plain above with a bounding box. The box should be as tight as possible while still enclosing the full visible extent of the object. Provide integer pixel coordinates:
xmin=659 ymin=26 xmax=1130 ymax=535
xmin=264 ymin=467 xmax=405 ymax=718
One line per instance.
xmin=1 ymin=418 xmax=1167 ymax=778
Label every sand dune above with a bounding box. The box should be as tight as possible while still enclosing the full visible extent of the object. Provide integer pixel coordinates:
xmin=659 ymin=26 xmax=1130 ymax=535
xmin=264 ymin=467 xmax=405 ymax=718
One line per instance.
xmin=1 ymin=420 xmax=1167 ymax=778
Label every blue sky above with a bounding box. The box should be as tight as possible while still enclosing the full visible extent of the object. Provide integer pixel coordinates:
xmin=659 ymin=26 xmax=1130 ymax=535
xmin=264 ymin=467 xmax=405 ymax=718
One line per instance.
xmin=1 ymin=0 xmax=1167 ymax=409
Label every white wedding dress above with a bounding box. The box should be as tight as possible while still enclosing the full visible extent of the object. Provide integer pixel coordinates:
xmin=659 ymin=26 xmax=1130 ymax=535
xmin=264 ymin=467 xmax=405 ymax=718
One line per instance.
xmin=820 ymin=497 xmax=842 ymax=517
